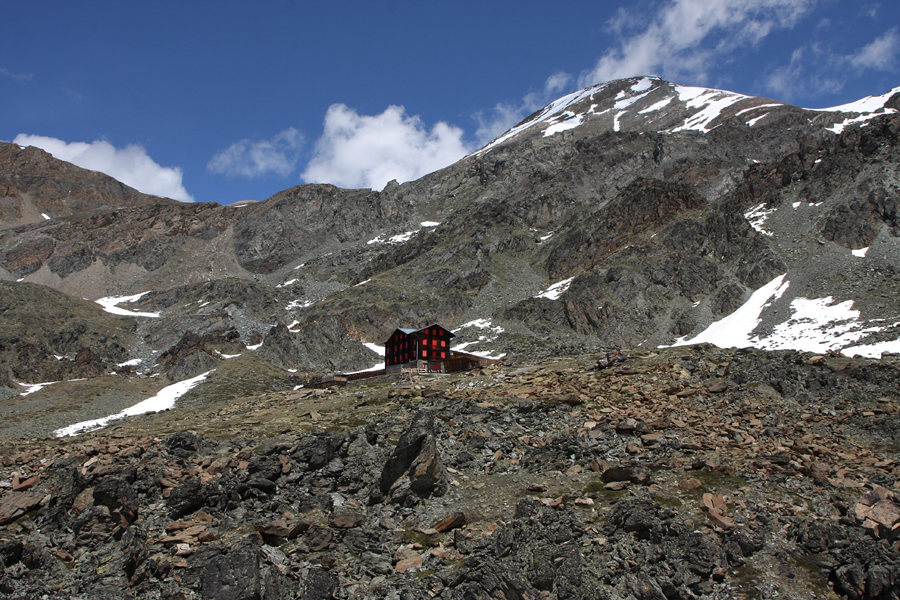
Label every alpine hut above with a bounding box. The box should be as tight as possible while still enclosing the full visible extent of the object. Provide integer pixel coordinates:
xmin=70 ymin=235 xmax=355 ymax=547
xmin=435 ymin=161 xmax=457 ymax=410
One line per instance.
xmin=383 ymin=324 xmax=454 ymax=373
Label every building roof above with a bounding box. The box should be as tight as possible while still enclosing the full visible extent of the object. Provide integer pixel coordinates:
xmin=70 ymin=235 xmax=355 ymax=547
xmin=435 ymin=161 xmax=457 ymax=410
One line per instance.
xmin=384 ymin=324 xmax=456 ymax=344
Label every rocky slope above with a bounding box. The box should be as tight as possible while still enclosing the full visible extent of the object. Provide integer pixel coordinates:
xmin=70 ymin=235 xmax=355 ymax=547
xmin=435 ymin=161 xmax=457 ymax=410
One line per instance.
xmin=0 ymin=143 xmax=171 ymax=231
xmin=1 ymin=345 xmax=899 ymax=599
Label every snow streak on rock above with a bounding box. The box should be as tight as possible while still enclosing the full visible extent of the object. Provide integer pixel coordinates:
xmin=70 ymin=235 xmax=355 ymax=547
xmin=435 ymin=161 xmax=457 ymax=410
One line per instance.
xmin=535 ymin=277 xmax=575 ymax=300
xmin=744 ymin=203 xmax=776 ymax=236
xmin=96 ymin=292 xmax=160 ymax=318
xmin=666 ymin=85 xmax=751 ymax=133
xmin=453 ymin=319 xmax=507 ymax=360
xmin=809 ymin=85 xmax=900 ymax=134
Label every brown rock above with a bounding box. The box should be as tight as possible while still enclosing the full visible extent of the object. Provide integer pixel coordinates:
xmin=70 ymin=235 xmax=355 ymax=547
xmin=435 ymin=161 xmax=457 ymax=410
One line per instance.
xmin=255 ymin=518 xmax=310 ymax=539
xmin=73 ymin=487 xmax=94 ymax=513
xmin=679 ymin=478 xmax=703 ymax=490
xmin=198 ymin=530 xmax=216 ymax=543
xmin=11 ymin=474 xmax=39 ymax=491
xmin=433 ymin=512 xmax=466 ymax=533
xmin=329 ymin=511 xmax=365 ymax=529
xmin=0 ymin=491 xmax=44 ymax=525
xmin=395 ymin=553 xmax=423 ymax=573
xmin=701 ymin=493 xmax=727 ymax=514
xmin=601 ymin=466 xmax=651 ymax=485
xmin=867 ymin=500 xmax=900 ymax=528
xmin=707 ymin=509 xmax=736 ymax=530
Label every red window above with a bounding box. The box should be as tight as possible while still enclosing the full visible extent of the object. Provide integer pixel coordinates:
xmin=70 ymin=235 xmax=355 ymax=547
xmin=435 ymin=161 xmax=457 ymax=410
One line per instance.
xmin=432 ymin=339 xmax=437 ymax=347
xmin=441 ymin=340 xmax=446 ymax=347
xmin=422 ymin=350 xmax=428 ymax=358
xmin=441 ymin=352 xmax=446 ymax=359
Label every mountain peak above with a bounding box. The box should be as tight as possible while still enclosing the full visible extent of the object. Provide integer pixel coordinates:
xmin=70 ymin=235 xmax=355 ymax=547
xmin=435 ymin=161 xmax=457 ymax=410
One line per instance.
xmin=476 ymin=77 xmax=900 ymax=155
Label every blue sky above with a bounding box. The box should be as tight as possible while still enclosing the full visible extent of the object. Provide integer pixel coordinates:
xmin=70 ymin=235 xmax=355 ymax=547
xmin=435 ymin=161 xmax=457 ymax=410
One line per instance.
xmin=3 ymin=1 xmax=898 ymax=204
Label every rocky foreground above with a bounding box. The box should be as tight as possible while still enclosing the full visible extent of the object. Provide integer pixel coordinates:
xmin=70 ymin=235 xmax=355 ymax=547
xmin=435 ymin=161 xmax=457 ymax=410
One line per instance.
xmin=1 ymin=344 xmax=899 ymax=599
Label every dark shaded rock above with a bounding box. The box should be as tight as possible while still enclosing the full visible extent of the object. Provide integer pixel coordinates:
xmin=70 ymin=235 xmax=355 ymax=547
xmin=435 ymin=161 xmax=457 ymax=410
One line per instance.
xmin=247 ymin=478 xmax=277 ymax=494
xmin=605 ymin=498 xmax=677 ymax=540
xmin=166 ymin=432 xmax=203 ymax=458
xmin=377 ymin=409 xmax=448 ymax=504
xmin=247 ymin=456 xmax=282 ymax=482
xmin=302 ymin=567 xmax=339 ymax=600
xmin=0 ymin=539 xmax=23 ymax=567
xmin=91 ymin=526 xmax=149 ymax=591
xmin=711 ymin=283 xmax=746 ymax=316
xmin=167 ymin=478 xmax=205 ymax=519
xmin=92 ymin=476 xmax=139 ymax=528
xmin=201 ymin=539 xmax=260 ymax=600
xmin=292 ymin=433 xmax=344 ymax=472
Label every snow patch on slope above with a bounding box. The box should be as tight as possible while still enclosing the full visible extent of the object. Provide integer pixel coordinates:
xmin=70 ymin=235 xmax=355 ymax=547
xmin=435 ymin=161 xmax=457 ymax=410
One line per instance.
xmin=54 ymin=370 xmax=214 ymax=437
xmin=666 ymin=275 xmax=789 ymax=349
xmin=477 ymin=83 xmax=610 ymax=153
xmin=96 ymin=292 xmax=161 ymax=318
xmin=453 ymin=319 xmax=506 ymax=359
xmin=665 ymin=274 xmax=900 ymax=358
xmin=535 ymin=277 xmax=575 ymax=300
xmin=809 ymin=86 xmax=900 ymax=134
xmin=667 ymin=85 xmax=750 ymax=133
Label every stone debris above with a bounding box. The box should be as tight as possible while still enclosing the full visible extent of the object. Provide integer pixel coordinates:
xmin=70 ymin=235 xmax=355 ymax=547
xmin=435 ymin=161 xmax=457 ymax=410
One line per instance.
xmin=0 ymin=345 xmax=898 ymax=599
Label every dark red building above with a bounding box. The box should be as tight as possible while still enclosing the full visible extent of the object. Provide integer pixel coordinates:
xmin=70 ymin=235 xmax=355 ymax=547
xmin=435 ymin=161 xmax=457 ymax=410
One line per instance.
xmin=384 ymin=324 xmax=455 ymax=373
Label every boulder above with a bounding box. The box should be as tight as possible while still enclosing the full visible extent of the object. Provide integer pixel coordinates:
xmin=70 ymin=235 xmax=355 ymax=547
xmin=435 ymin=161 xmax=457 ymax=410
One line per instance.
xmin=378 ymin=409 xmax=448 ymax=504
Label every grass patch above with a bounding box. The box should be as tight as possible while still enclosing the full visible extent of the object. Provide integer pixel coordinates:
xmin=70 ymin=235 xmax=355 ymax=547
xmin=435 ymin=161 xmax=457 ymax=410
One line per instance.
xmin=402 ymin=529 xmax=439 ymax=548
xmin=583 ymin=481 xmax=628 ymax=502
xmin=652 ymin=495 xmax=682 ymax=508
xmin=730 ymin=564 xmax=763 ymax=600
xmin=685 ymin=469 xmax=746 ymax=490
xmin=790 ymin=554 xmax=833 ymax=596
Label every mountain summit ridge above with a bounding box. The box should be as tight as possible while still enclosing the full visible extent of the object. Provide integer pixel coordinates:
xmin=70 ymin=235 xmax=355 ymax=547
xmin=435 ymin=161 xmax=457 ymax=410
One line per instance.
xmin=476 ymin=76 xmax=900 ymax=155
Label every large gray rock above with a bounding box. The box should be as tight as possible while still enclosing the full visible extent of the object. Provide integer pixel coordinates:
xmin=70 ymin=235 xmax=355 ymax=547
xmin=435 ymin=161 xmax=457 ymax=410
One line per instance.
xmin=378 ymin=409 xmax=448 ymax=504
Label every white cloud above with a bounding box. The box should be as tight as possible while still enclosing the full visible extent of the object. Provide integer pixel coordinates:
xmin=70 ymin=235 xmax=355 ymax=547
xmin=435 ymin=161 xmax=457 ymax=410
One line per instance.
xmin=12 ymin=134 xmax=194 ymax=202
xmin=579 ymin=0 xmax=816 ymax=87
xmin=761 ymin=28 xmax=899 ymax=100
xmin=849 ymin=27 xmax=899 ymax=70
xmin=762 ymin=45 xmax=844 ymax=99
xmin=301 ymin=104 xmax=470 ymax=191
xmin=0 ymin=67 xmax=32 ymax=82
xmin=207 ymin=127 xmax=303 ymax=178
